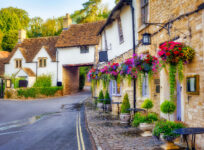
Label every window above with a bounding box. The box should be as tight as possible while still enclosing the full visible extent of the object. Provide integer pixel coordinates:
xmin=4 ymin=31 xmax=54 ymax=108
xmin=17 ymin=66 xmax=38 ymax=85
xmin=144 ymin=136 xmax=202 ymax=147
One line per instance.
xmin=80 ymin=46 xmax=89 ymax=53
xmin=15 ymin=59 xmax=22 ymax=68
xmin=117 ymin=17 xmax=124 ymax=44
xmin=38 ymin=58 xmax=47 ymax=68
xmin=112 ymin=80 xmax=121 ymax=96
xmin=142 ymin=74 xmax=149 ymax=97
xmin=141 ymin=0 xmax=149 ymax=25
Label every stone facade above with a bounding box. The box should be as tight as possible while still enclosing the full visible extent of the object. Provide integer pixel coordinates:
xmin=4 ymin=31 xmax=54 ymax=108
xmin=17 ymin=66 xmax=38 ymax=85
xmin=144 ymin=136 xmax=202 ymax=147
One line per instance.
xmin=94 ymin=0 xmax=204 ymax=149
xmin=62 ymin=66 xmax=79 ymax=95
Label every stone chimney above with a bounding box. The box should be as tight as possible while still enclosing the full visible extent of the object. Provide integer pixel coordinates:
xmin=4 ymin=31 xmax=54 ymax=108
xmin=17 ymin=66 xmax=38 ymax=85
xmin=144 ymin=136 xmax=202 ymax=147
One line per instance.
xmin=63 ymin=13 xmax=72 ymax=30
xmin=18 ymin=29 xmax=26 ymax=43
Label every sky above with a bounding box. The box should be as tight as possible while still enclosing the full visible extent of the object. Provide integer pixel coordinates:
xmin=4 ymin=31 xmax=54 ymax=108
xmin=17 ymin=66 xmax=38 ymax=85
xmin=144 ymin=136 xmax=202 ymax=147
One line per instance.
xmin=0 ymin=0 xmax=115 ymax=20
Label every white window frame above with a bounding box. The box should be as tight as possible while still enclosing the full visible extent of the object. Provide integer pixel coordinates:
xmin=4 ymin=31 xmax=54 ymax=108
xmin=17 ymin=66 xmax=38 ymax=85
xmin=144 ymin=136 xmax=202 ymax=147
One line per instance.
xmin=142 ymin=73 xmax=149 ymax=97
xmin=112 ymin=80 xmax=121 ymax=96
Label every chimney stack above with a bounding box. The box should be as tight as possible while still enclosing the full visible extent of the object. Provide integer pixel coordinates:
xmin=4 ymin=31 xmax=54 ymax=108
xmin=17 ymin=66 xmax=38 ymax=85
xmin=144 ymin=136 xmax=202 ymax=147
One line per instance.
xmin=63 ymin=13 xmax=72 ymax=30
xmin=18 ymin=29 xmax=26 ymax=43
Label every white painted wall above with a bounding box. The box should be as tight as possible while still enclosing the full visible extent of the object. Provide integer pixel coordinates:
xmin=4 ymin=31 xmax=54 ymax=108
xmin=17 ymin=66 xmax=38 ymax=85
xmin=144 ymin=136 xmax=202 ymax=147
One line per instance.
xmin=57 ymin=46 xmax=95 ymax=82
xmin=100 ymin=2 xmax=137 ymax=61
xmin=5 ymin=47 xmax=58 ymax=87
xmin=33 ymin=47 xmax=57 ymax=86
xmin=5 ymin=49 xmax=35 ymax=77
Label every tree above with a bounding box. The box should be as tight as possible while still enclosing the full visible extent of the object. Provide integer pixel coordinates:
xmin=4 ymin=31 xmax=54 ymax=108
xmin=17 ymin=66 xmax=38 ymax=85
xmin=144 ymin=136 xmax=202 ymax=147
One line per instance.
xmin=71 ymin=0 xmax=110 ymax=23
xmin=0 ymin=7 xmax=29 ymax=33
xmin=2 ymin=30 xmax=18 ymax=52
xmin=0 ymin=30 xmax=3 ymax=50
xmin=27 ymin=17 xmax=43 ymax=38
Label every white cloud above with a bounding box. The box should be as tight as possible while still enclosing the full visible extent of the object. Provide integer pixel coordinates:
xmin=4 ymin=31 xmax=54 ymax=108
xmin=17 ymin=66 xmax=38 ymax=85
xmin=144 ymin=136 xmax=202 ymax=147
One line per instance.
xmin=102 ymin=0 xmax=115 ymax=9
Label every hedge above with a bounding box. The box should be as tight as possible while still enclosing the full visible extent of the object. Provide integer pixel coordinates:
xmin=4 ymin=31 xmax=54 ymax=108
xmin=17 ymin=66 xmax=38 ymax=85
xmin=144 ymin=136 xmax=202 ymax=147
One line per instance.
xmin=17 ymin=86 xmax=63 ymax=98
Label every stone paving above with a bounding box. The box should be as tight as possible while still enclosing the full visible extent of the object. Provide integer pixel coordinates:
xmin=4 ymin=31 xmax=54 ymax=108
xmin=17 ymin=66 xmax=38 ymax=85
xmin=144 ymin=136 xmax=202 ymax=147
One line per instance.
xmin=85 ymin=99 xmax=164 ymax=150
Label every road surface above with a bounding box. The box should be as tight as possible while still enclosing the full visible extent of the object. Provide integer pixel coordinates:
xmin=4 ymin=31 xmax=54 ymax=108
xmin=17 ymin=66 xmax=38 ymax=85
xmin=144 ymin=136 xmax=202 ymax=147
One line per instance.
xmin=0 ymin=89 xmax=93 ymax=150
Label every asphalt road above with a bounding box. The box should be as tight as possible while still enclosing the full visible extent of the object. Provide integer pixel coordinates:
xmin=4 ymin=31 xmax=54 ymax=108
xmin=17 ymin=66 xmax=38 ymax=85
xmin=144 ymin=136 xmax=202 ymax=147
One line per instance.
xmin=0 ymin=89 xmax=93 ymax=150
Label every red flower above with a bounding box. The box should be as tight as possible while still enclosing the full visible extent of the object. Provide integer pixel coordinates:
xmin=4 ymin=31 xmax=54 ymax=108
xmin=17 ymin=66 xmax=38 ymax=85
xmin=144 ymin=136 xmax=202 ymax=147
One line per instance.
xmin=166 ymin=52 xmax=171 ymax=56
xmin=173 ymin=51 xmax=179 ymax=55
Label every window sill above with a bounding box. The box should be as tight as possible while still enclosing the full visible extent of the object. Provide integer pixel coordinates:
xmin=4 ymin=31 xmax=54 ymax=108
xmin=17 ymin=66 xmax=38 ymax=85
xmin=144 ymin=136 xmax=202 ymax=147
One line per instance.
xmin=112 ymin=94 xmax=122 ymax=97
xmin=137 ymin=96 xmax=150 ymax=101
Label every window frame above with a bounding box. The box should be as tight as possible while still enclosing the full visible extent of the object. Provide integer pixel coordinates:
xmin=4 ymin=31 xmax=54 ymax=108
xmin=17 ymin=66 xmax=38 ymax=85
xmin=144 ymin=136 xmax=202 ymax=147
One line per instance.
xmin=111 ymin=80 xmax=121 ymax=96
xmin=15 ymin=59 xmax=22 ymax=69
xmin=38 ymin=57 xmax=47 ymax=68
xmin=140 ymin=0 xmax=149 ymax=25
xmin=117 ymin=16 xmax=124 ymax=44
xmin=80 ymin=46 xmax=89 ymax=54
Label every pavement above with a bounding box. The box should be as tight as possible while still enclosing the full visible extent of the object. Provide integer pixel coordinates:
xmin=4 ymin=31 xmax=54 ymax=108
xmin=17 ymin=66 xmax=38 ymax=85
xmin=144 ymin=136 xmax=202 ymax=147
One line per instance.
xmin=0 ymin=88 xmax=94 ymax=150
xmin=85 ymin=98 xmax=164 ymax=150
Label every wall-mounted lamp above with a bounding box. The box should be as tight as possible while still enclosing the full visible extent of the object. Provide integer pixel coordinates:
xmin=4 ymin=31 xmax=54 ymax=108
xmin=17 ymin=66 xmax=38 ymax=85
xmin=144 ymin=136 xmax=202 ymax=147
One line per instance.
xmin=142 ymin=33 xmax=151 ymax=45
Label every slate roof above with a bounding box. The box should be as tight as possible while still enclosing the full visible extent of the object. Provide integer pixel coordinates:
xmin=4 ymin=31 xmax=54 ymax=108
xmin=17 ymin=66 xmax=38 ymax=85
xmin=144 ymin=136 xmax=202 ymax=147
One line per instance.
xmin=55 ymin=21 xmax=106 ymax=48
xmin=6 ymin=36 xmax=59 ymax=63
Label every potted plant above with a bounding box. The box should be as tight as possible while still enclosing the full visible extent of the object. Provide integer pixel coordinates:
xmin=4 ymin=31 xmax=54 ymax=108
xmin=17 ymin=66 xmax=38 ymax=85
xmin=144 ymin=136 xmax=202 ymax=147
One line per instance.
xmin=97 ymin=90 xmax=104 ymax=109
xmin=139 ymin=99 xmax=156 ymax=132
xmin=120 ymin=93 xmax=131 ymax=124
xmin=153 ymin=120 xmax=186 ymax=150
xmin=160 ymin=100 xmax=176 ymax=121
xmin=104 ymin=90 xmax=111 ymax=111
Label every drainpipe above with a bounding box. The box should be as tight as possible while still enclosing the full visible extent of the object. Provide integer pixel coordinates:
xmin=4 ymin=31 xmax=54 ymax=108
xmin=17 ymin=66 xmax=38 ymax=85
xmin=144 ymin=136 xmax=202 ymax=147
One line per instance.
xmin=34 ymin=61 xmax=38 ymax=79
xmin=130 ymin=0 xmax=137 ymax=112
xmin=56 ymin=49 xmax=59 ymax=85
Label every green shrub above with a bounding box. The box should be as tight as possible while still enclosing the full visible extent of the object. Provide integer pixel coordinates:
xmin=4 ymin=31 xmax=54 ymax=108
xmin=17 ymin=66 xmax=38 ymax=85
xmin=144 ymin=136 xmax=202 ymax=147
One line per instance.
xmin=79 ymin=73 xmax=85 ymax=91
xmin=141 ymin=99 xmax=154 ymax=113
xmin=161 ymin=100 xmax=176 ymax=120
xmin=5 ymin=90 xmax=12 ymax=98
xmin=104 ymin=90 xmax=111 ymax=104
xmin=98 ymin=90 xmax=104 ymax=103
xmin=40 ymin=86 xmax=63 ymax=96
xmin=13 ymin=77 xmax=26 ymax=89
xmin=33 ymin=75 xmax=52 ymax=87
xmin=153 ymin=120 xmax=186 ymax=139
xmin=121 ymin=93 xmax=130 ymax=113
xmin=132 ymin=112 xmax=158 ymax=127
xmin=17 ymin=86 xmax=62 ymax=98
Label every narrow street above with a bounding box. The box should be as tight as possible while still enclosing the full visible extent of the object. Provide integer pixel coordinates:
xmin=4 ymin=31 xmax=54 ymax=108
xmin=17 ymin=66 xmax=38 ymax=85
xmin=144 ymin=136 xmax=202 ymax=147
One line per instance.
xmin=0 ymin=89 xmax=93 ymax=150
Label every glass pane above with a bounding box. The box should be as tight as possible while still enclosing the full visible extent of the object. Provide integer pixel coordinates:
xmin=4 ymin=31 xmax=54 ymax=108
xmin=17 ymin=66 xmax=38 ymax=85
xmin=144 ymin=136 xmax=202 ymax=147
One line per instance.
xmin=44 ymin=59 xmax=47 ymax=67
xmin=117 ymin=82 xmax=120 ymax=94
xmin=190 ymin=78 xmax=196 ymax=92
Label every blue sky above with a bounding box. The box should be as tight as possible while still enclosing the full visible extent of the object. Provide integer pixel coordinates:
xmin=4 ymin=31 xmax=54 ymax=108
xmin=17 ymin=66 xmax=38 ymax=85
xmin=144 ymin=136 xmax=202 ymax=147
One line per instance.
xmin=1 ymin=0 xmax=115 ymax=20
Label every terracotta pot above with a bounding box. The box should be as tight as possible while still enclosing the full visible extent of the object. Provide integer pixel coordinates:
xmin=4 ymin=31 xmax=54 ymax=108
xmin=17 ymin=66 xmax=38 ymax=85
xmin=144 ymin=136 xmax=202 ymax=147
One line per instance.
xmin=160 ymin=135 xmax=180 ymax=150
xmin=139 ymin=123 xmax=155 ymax=131
xmin=120 ymin=113 xmax=131 ymax=124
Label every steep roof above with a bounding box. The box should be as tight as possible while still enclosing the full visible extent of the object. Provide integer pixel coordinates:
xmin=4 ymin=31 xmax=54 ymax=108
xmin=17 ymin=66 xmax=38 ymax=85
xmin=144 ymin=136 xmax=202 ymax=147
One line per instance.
xmin=0 ymin=51 xmax=10 ymax=59
xmin=6 ymin=36 xmax=59 ymax=63
xmin=55 ymin=21 xmax=106 ymax=48
xmin=98 ymin=0 xmax=130 ymax=35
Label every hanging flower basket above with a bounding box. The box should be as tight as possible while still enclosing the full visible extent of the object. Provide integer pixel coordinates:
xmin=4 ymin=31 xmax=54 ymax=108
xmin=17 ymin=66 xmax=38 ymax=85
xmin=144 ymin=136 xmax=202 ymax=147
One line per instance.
xmin=158 ymin=41 xmax=195 ymax=100
xmin=108 ymin=63 xmax=119 ymax=80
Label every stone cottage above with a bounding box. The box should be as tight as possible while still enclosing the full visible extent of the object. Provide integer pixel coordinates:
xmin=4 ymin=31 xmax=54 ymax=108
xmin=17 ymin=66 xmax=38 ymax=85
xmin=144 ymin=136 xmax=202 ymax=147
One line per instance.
xmin=94 ymin=0 xmax=204 ymax=149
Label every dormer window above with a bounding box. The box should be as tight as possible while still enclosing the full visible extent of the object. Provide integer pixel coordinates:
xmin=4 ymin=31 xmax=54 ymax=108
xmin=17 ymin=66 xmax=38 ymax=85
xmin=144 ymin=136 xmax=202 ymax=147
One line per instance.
xmin=15 ymin=59 xmax=22 ymax=68
xmin=117 ymin=17 xmax=124 ymax=44
xmin=80 ymin=46 xmax=89 ymax=54
xmin=38 ymin=57 xmax=47 ymax=68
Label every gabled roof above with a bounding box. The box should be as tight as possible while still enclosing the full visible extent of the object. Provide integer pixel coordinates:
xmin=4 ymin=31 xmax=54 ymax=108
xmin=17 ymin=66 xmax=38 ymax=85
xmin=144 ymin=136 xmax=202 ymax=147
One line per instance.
xmin=5 ymin=36 xmax=59 ymax=63
xmin=0 ymin=51 xmax=10 ymax=59
xmin=55 ymin=21 xmax=106 ymax=48
xmin=98 ymin=0 xmax=130 ymax=35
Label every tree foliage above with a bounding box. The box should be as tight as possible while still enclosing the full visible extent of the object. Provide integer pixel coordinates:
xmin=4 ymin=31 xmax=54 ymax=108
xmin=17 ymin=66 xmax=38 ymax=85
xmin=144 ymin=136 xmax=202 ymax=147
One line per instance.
xmin=2 ymin=30 xmax=18 ymax=52
xmin=115 ymin=0 xmax=120 ymax=4
xmin=71 ymin=0 xmax=110 ymax=23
